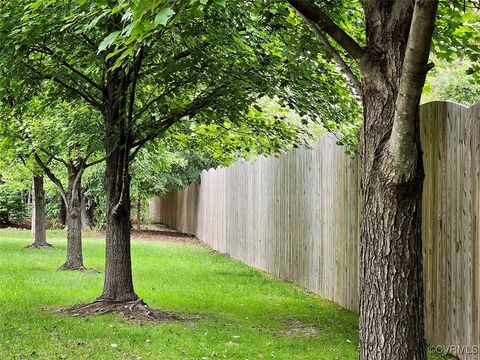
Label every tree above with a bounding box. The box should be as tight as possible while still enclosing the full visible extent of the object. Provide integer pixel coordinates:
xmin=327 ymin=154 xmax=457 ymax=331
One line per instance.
xmin=29 ymin=98 xmax=104 ymax=269
xmin=30 ymin=175 xmax=50 ymax=248
xmin=280 ymin=0 xmax=478 ymax=359
xmin=0 ymin=87 xmax=105 ymax=268
xmin=0 ymin=98 xmax=53 ymax=248
xmin=1 ymin=0 xmax=354 ymax=311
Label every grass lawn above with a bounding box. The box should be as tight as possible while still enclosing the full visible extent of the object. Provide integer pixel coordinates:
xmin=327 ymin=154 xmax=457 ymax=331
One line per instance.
xmin=0 ymin=229 xmax=445 ymax=360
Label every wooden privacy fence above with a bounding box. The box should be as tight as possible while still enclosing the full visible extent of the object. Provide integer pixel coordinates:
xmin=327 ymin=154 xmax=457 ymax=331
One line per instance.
xmin=150 ymin=101 xmax=480 ymax=359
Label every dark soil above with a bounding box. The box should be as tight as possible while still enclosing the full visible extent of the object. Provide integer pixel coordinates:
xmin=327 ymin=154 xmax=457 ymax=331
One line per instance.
xmin=1 ymin=221 xmax=31 ymax=230
xmin=84 ymin=228 xmax=199 ymax=244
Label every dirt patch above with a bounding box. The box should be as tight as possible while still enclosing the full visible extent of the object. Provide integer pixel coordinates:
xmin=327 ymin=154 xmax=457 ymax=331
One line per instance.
xmin=53 ymin=299 xmax=187 ymax=324
xmin=285 ymin=323 xmax=320 ymax=338
xmin=84 ymin=229 xmax=199 ymax=244
xmin=278 ymin=317 xmax=321 ymax=338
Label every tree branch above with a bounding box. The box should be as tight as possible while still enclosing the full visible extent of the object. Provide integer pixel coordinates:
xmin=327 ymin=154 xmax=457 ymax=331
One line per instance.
xmin=129 ymin=84 xmax=226 ymax=160
xmin=49 ymin=75 xmax=102 ymax=109
xmin=286 ymin=0 xmax=365 ymax=61
xmin=127 ymin=47 xmax=144 ymax=128
xmin=85 ymin=155 xmax=107 ymax=168
xmin=306 ymin=20 xmax=363 ymax=97
xmin=31 ymin=46 xmax=103 ymax=91
xmin=389 ymin=0 xmax=439 ymax=178
xmin=134 ymin=72 xmax=199 ymax=119
xmin=129 ymin=119 xmax=176 ymax=160
xmin=33 ymin=153 xmax=68 ymax=209
xmin=81 ymin=33 xmax=98 ymax=50
xmin=38 ymin=147 xmax=68 ymax=167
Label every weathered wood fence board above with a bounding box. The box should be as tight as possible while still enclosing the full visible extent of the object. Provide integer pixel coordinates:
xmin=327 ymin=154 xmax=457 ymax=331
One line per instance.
xmin=150 ymin=101 xmax=479 ymax=359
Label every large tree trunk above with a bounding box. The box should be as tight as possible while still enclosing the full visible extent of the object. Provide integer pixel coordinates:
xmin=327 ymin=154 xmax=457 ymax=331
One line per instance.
xmin=59 ymin=165 xmax=84 ymax=270
xmin=29 ymin=175 xmax=51 ymax=248
xmin=357 ymin=2 xmax=438 ymax=359
xmin=98 ymin=70 xmax=137 ymax=302
xmin=359 ymin=87 xmax=425 ymax=359
xmin=81 ymin=192 xmax=96 ymax=230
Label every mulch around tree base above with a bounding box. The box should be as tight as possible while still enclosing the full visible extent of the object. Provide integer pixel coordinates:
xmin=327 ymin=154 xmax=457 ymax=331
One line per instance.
xmin=52 ymin=299 xmax=188 ymax=323
xmin=84 ymin=229 xmax=199 ymax=244
xmin=25 ymin=243 xmax=54 ymax=249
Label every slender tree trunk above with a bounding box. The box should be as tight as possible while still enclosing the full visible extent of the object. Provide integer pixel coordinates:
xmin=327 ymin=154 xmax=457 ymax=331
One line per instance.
xmin=98 ymin=72 xmax=137 ymax=302
xmin=59 ymin=194 xmax=67 ymax=228
xmin=101 ymin=139 xmax=136 ymax=301
xmin=136 ymin=196 xmax=141 ymax=231
xmin=81 ymin=192 xmax=96 ymax=230
xmin=29 ymin=175 xmax=51 ymax=248
xmin=59 ymin=165 xmax=84 ymax=270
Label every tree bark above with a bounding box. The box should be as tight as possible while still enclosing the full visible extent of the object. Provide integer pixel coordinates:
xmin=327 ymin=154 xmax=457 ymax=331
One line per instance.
xmin=29 ymin=175 xmax=50 ymax=248
xmin=357 ymin=2 xmax=438 ymax=359
xmin=59 ymin=194 xmax=67 ymax=228
xmin=136 ymin=196 xmax=141 ymax=231
xmin=359 ymin=85 xmax=425 ymax=359
xmin=81 ymin=192 xmax=96 ymax=230
xmin=98 ymin=68 xmax=138 ymax=302
xmin=59 ymin=164 xmax=85 ymax=270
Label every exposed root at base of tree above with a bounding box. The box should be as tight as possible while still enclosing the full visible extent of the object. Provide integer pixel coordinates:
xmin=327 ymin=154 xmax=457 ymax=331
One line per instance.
xmin=54 ymin=299 xmax=185 ymax=323
xmin=57 ymin=264 xmax=101 ymax=273
xmin=25 ymin=243 xmax=53 ymax=249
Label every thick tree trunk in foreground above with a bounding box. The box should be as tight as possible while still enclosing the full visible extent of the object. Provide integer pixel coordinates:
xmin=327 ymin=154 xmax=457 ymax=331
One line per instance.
xmin=60 ymin=165 xmax=84 ymax=270
xmin=358 ymin=2 xmax=438 ymax=359
xmin=29 ymin=175 xmax=50 ymax=248
xmin=286 ymin=1 xmax=438 ymax=358
xmin=359 ymin=89 xmax=425 ymax=359
xmin=98 ymin=70 xmax=138 ymax=302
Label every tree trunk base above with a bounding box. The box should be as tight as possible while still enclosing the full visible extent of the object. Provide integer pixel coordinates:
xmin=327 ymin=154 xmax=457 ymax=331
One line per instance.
xmin=57 ymin=263 xmax=100 ymax=273
xmin=56 ymin=299 xmax=184 ymax=323
xmin=25 ymin=243 xmax=53 ymax=249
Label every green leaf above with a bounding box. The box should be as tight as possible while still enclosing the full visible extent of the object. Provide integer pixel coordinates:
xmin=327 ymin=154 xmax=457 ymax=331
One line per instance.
xmin=98 ymin=31 xmax=120 ymax=53
xmin=154 ymin=8 xmax=175 ymax=27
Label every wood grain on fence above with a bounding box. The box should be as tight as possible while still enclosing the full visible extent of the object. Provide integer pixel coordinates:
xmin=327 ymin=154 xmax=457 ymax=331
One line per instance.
xmin=150 ymin=101 xmax=479 ymax=359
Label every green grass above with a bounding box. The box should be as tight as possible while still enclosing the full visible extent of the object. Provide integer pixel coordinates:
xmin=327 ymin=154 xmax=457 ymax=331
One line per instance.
xmin=0 ymin=229 xmax=445 ymax=360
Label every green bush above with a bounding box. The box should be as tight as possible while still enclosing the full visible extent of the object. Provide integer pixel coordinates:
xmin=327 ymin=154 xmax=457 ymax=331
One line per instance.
xmin=0 ymin=188 xmax=28 ymax=224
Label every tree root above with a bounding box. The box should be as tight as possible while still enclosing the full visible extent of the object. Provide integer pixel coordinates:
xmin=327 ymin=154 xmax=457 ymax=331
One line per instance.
xmin=55 ymin=299 xmax=184 ymax=323
xmin=57 ymin=263 xmax=101 ymax=273
xmin=25 ymin=243 xmax=54 ymax=249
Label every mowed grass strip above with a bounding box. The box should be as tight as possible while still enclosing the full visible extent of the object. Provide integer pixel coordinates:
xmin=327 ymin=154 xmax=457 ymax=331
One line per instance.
xmin=0 ymin=229 xmax=445 ymax=360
